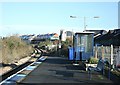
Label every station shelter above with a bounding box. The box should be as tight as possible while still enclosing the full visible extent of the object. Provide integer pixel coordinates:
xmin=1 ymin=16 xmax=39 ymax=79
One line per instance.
xmin=69 ymin=32 xmax=94 ymax=61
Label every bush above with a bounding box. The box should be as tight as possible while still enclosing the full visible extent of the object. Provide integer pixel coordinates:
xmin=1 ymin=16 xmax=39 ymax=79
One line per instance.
xmin=0 ymin=35 xmax=33 ymax=64
xmin=88 ymin=57 xmax=98 ymax=64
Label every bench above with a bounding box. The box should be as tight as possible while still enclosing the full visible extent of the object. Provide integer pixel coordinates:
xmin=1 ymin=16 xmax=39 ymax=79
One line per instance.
xmin=87 ymin=58 xmax=105 ymax=80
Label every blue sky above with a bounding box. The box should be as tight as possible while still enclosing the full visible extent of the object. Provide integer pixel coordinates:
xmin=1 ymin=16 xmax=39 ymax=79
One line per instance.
xmin=0 ymin=1 xmax=119 ymax=37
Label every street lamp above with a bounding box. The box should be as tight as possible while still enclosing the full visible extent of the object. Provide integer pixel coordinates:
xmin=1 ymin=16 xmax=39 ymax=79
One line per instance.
xmin=70 ymin=16 xmax=100 ymax=31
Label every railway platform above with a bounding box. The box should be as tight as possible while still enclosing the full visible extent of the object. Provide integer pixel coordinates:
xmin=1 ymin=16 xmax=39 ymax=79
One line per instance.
xmin=18 ymin=56 xmax=113 ymax=84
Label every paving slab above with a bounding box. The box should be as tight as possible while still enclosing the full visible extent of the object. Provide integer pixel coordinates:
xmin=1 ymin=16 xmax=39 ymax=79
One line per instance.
xmin=19 ymin=56 xmax=113 ymax=84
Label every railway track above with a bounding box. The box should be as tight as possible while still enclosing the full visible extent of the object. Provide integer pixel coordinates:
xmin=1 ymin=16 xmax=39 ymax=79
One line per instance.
xmin=1 ymin=61 xmax=33 ymax=82
xmin=0 ymin=48 xmax=45 ymax=85
xmin=0 ymin=57 xmax=47 ymax=85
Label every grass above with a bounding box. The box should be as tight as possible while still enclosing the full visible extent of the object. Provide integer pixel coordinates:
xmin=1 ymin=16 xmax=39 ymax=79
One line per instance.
xmin=0 ymin=35 xmax=33 ymax=64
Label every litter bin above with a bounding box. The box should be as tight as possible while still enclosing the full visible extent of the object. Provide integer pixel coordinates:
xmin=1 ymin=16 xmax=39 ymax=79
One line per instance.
xmin=68 ymin=47 xmax=74 ymax=60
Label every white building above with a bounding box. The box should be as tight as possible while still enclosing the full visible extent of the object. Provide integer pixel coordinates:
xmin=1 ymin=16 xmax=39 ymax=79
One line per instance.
xmin=60 ymin=29 xmax=73 ymax=41
xmin=60 ymin=29 xmax=66 ymax=41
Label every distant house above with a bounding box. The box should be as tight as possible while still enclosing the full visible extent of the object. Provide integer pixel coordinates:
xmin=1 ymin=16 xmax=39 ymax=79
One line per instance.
xmin=31 ymin=33 xmax=59 ymax=44
xmin=20 ymin=34 xmax=35 ymax=44
xmin=59 ymin=29 xmax=73 ymax=41
xmin=66 ymin=31 xmax=73 ymax=37
xmin=36 ymin=33 xmax=59 ymax=41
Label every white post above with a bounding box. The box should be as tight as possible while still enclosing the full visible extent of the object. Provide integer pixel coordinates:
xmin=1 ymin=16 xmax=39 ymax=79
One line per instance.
xmin=108 ymin=44 xmax=114 ymax=80
xmin=95 ymin=44 xmax=98 ymax=59
xmin=116 ymin=46 xmax=120 ymax=67
xmin=110 ymin=44 xmax=113 ymax=66
xmin=101 ymin=45 xmax=104 ymax=59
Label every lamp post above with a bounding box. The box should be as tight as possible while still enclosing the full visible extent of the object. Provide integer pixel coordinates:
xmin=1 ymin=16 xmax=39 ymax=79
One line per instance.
xmin=70 ymin=16 xmax=100 ymax=31
xmin=70 ymin=16 xmax=100 ymax=65
xmin=84 ymin=16 xmax=87 ymax=31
